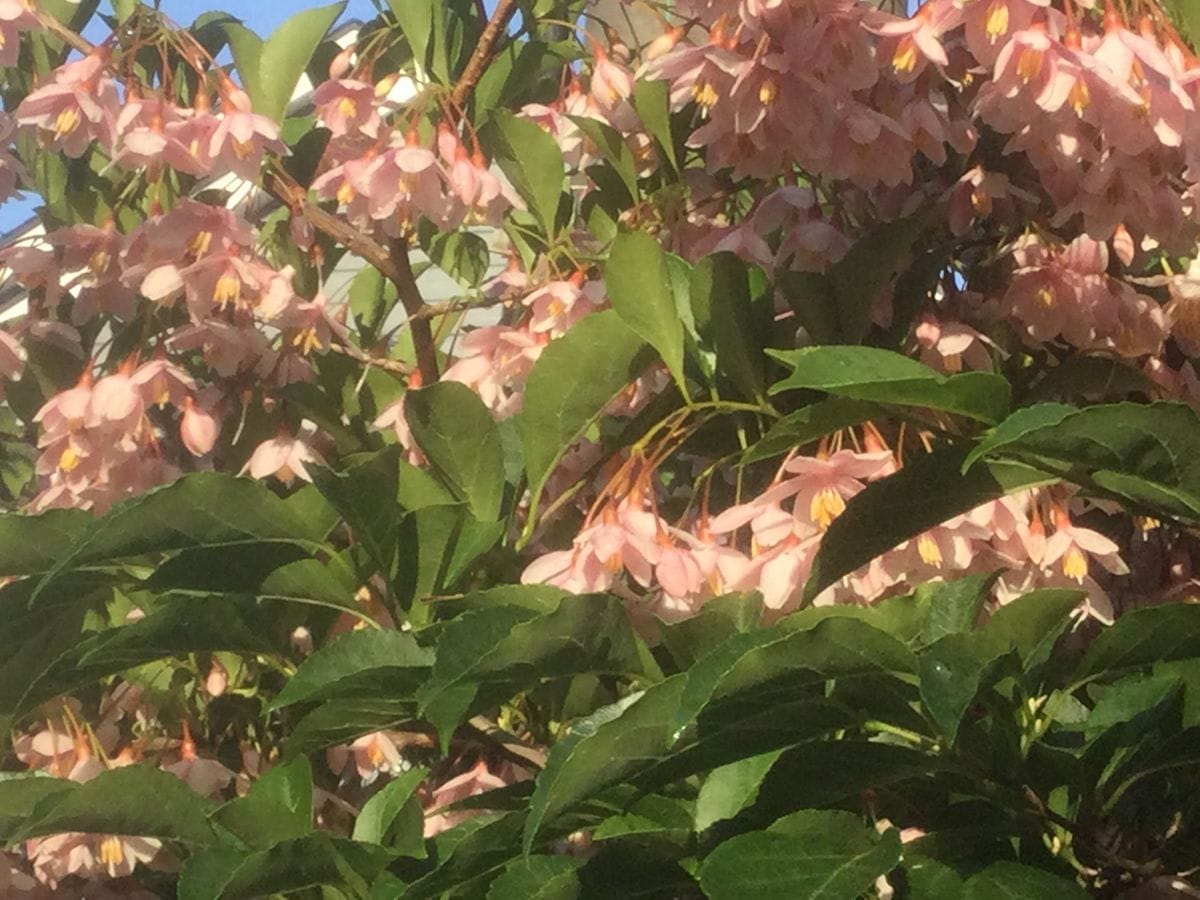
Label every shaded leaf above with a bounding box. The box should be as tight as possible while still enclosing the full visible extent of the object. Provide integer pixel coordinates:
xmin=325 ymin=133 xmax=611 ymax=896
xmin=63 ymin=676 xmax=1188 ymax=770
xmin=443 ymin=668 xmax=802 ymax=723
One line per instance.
xmin=606 ymin=230 xmax=686 ymax=393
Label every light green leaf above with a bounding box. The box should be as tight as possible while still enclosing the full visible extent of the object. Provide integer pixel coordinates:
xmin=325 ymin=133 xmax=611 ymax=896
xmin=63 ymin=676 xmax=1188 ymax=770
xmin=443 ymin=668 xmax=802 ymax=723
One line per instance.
xmin=211 ymin=756 xmax=313 ymax=850
xmin=606 ymin=230 xmax=687 ymax=394
xmin=258 ymin=2 xmax=347 ymax=121
xmin=768 ymin=345 xmax=1010 ymax=425
xmin=352 ymin=766 xmax=428 ymax=856
xmin=520 ymin=309 xmax=651 ymax=521
xmin=486 ymin=110 xmax=566 ymax=236
xmin=695 ymin=750 xmax=783 ymax=832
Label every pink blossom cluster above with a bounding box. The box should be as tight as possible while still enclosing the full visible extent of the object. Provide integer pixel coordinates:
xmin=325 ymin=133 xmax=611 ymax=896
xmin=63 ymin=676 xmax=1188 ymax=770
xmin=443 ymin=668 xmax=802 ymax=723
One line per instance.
xmin=523 ymin=440 xmax=1126 ymax=624
xmin=16 ymin=49 xmax=284 ymax=181
xmin=311 ymin=60 xmax=519 ymax=239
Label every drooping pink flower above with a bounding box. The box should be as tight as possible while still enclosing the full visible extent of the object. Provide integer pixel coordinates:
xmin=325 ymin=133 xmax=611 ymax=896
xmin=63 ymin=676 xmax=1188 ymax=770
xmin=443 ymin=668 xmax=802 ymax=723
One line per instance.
xmin=208 ymin=87 xmax=286 ymax=179
xmin=15 ymin=51 xmax=120 ymax=156
xmin=312 ymin=78 xmax=381 ymax=137
xmin=241 ymin=420 xmax=322 ymax=484
xmin=180 ymin=395 xmax=219 ymax=457
xmin=326 ymin=731 xmax=403 ymax=786
xmin=423 ymin=760 xmax=525 ymax=837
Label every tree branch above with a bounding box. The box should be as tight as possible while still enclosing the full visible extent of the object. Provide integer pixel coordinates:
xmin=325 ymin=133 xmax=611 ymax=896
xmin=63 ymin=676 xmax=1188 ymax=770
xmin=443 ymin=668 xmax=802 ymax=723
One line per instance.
xmin=262 ymin=166 xmax=440 ymax=384
xmin=450 ymin=0 xmax=519 ymax=110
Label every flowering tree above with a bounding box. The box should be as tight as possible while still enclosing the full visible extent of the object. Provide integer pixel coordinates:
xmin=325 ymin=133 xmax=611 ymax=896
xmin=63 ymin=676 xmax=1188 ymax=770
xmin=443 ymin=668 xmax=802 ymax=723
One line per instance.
xmin=3 ymin=0 xmax=1200 ymax=894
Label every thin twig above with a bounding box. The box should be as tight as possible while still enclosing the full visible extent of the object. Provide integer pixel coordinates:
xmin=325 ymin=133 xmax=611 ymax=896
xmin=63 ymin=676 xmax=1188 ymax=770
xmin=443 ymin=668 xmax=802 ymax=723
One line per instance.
xmin=262 ymin=166 xmax=440 ymax=384
xmin=450 ymin=0 xmax=519 ymax=109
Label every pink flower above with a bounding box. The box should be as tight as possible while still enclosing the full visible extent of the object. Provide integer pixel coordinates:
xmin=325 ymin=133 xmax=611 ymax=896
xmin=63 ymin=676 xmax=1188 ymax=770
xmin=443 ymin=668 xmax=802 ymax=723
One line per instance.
xmin=913 ymin=315 xmax=994 ymax=373
xmin=16 ymin=52 xmax=119 ymax=157
xmin=327 ymin=731 xmax=403 ymax=786
xmin=1042 ymin=507 xmax=1128 ymax=584
xmin=423 ymin=761 xmax=522 ymax=837
xmin=0 ymin=0 xmax=37 ymax=68
xmin=180 ymin=395 xmax=219 ymax=457
xmin=241 ymin=421 xmax=322 ymax=485
xmin=312 ymin=78 xmax=381 ymax=137
xmin=0 ymin=328 xmax=25 ymax=381
xmin=208 ymin=88 xmax=286 ymax=179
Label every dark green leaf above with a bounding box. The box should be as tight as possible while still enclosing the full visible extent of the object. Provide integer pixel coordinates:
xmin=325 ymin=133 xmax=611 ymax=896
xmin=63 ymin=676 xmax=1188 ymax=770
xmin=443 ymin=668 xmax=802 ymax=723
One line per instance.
xmin=827 ymin=215 xmax=923 ymax=343
xmin=963 ymin=861 xmax=1088 ymax=899
xmin=211 ymin=756 xmax=313 ymax=850
xmin=407 ymin=383 xmax=505 ymax=522
xmin=16 ymin=765 xmax=216 ymax=845
xmin=691 ymin=253 xmax=769 ymax=401
xmin=694 ymin=750 xmax=783 ymax=832
xmin=487 ymin=855 xmax=581 ymax=900
xmin=1072 ymin=604 xmax=1200 ymax=687
xmin=741 ymin=398 xmax=880 ymax=464
xmin=311 ymin=447 xmax=402 ymax=581
xmin=270 ymin=628 xmax=434 ymax=711
xmin=698 ymin=810 xmax=901 ymax=899
xmin=919 ymin=631 xmax=1011 ymax=744
xmin=353 ymin=767 xmax=428 ymax=855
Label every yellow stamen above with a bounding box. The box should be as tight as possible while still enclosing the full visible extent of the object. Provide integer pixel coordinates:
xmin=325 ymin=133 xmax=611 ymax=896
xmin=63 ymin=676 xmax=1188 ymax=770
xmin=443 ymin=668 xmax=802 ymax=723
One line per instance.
xmin=810 ymin=487 xmax=846 ymax=530
xmin=336 ymin=96 xmax=357 ymax=118
xmin=970 ymin=188 xmax=993 ymax=217
xmin=213 ymin=272 xmax=241 ymax=309
xmin=188 ymin=230 xmax=213 ymax=258
xmin=892 ymin=37 xmax=918 ymax=74
xmin=1069 ymin=78 xmax=1090 ymax=116
xmin=232 ymin=138 xmax=255 ymax=160
xmin=1016 ymin=46 xmax=1043 ymax=83
xmin=59 ymin=446 xmax=80 ymax=473
xmin=53 ymin=107 xmax=80 ymax=139
xmin=336 ymin=181 xmax=356 ymax=205
xmin=758 ymin=78 xmax=778 ymax=105
xmin=291 ymin=326 xmax=324 ymax=355
xmin=692 ymin=80 xmax=719 ymax=110
xmin=985 ymin=0 xmax=1010 ymax=43
xmin=88 ymin=250 xmax=111 ymax=277
xmin=917 ymin=533 xmax=943 ymax=567
xmin=1062 ymin=545 xmax=1088 ymax=582
xmin=1036 ymin=285 xmax=1056 ymax=308
xmin=99 ymin=835 xmax=124 ymax=870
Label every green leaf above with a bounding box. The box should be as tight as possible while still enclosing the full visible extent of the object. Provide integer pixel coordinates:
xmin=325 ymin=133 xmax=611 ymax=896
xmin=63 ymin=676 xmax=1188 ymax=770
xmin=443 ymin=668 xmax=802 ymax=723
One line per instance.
xmin=406 ymin=383 xmax=505 ymax=521
xmin=223 ymin=23 xmax=266 ymax=114
xmin=524 ymin=678 xmax=686 ymax=853
xmin=672 ymin=616 xmax=915 ymax=739
xmin=919 ymin=631 xmax=1011 ymax=744
xmin=352 ymin=766 xmax=428 ymax=854
xmin=311 ymin=447 xmax=402 ymax=583
xmin=912 ymin=572 xmax=998 ymax=648
xmin=906 ymin=857 xmax=966 ymax=899
xmin=269 ymin=628 xmax=433 ymax=711
xmin=32 ymin=473 xmax=325 ymax=604
xmin=962 ymin=403 xmax=1078 ymax=471
xmin=963 ymin=862 xmax=1088 ymax=899
xmin=980 ymin=588 xmax=1083 ymax=676
xmin=418 ymin=595 xmax=651 ymax=748
xmin=827 ymin=215 xmax=924 ymax=343
xmin=520 ymin=309 xmax=652 ymax=519
xmin=741 ymin=398 xmax=880 ymax=464
xmin=258 ymin=3 xmax=347 ymax=121
xmin=691 ymin=253 xmax=769 ymax=401
xmin=0 ymin=507 xmax=89 ymax=577
xmin=211 ymin=756 xmax=313 ymax=850
xmin=0 ymin=773 xmax=76 ymax=842
xmin=968 ymin=402 xmax=1200 ymax=522
xmin=658 ymin=591 xmax=763 ymax=670
xmin=750 ymin=742 xmax=938 ymax=821
xmin=1072 ymin=604 xmax=1200 ymax=688
xmin=284 ymin=698 xmax=415 ymax=759
xmin=631 ymin=79 xmax=677 ymax=172
xmin=606 ymin=230 xmax=687 ymax=394
xmin=14 ymin=596 xmax=274 ymax=716
xmin=571 ymin=116 xmax=638 ymax=203
xmin=768 ymin=345 xmax=1010 ymax=425
xmin=698 ymin=810 xmax=902 ymax=899
xmin=694 ymin=750 xmax=784 ymax=832
xmin=488 ymin=855 xmax=581 ymax=900
xmin=486 ymin=110 xmax=566 ymax=236
xmin=387 ymin=0 xmax=450 ymax=81
xmin=16 ymin=765 xmax=216 ymax=845
xmin=349 ymin=265 xmax=398 ymax=344
xmin=183 ymin=833 xmax=394 ymax=900
xmin=803 ymin=448 xmax=1054 ymax=602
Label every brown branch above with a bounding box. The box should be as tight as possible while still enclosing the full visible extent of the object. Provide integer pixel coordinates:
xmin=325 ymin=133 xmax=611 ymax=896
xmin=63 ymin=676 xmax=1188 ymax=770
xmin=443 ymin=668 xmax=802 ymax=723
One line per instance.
xmin=32 ymin=8 xmax=97 ymax=56
xmin=262 ymin=165 xmax=440 ymax=384
xmin=450 ymin=0 xmax=519 ymax=110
